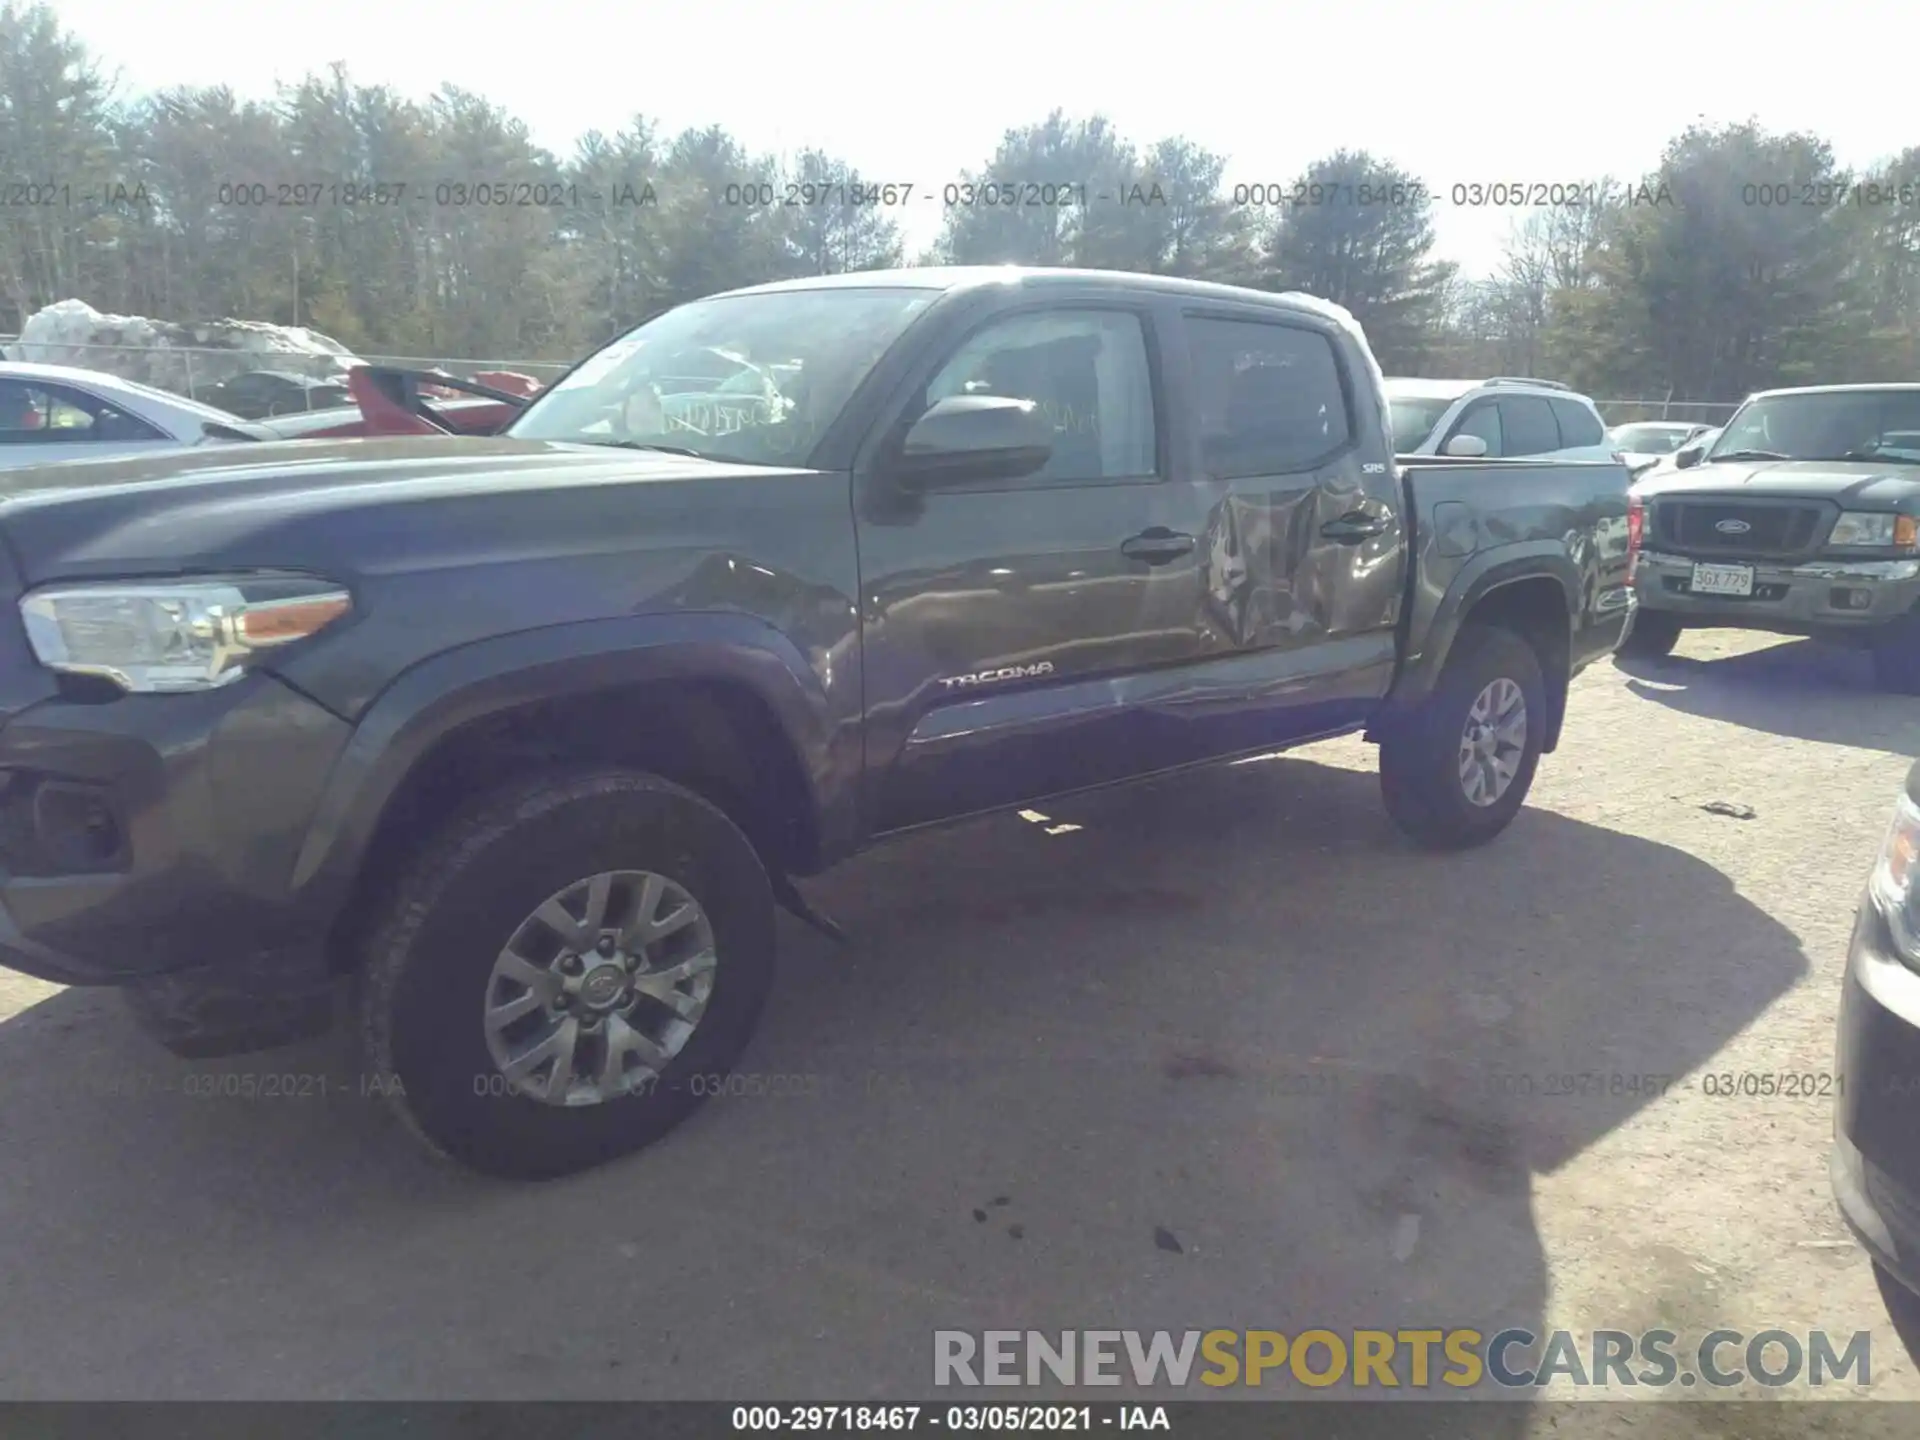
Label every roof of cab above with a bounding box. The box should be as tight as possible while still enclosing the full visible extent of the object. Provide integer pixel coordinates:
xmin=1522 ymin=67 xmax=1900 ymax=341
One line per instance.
xmin=710 ymin=265 xmax=1365 ymax=332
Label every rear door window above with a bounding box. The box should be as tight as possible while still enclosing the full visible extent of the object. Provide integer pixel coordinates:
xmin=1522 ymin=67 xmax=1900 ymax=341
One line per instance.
xmin=1185 ymin=315 xmax=1351 ymax=477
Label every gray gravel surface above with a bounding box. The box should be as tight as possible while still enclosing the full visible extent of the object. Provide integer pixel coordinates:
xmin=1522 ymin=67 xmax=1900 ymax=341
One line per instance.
xmin=0 ymin=628 xmax=1916 ymax=1430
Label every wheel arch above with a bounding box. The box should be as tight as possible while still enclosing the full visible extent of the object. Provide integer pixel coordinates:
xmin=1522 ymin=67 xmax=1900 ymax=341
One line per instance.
xmin=1385 ymin=549 xmax=1577 ymax=752
xmin=282 ymin=614 xmax=855 ymax=968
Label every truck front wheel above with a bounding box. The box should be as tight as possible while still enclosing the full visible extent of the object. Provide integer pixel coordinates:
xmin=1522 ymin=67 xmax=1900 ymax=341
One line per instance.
xmin=1379 ymin=623 xmax=1547 ymax=851
xmin=359 ymin=768 xmax=776 ymax=1180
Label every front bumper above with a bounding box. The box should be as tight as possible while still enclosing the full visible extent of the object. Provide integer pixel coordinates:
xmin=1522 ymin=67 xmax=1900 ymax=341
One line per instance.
xmin=1634 ymin=551 xmax=1920 ymax=633
xmin=0 ymin=671 xmax=351 ymax=977
xmin=0 ymin=671 xmax=356 ymax=1054
xmin=1833 ymin=899 xmax=1920 ymax=1297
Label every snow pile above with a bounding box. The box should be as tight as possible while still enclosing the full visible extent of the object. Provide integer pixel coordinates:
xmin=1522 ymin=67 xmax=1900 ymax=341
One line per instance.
xmin=5 ymin=299 xmax=361 ymax=397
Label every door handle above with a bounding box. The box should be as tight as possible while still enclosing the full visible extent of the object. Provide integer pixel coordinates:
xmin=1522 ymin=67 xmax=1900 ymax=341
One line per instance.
xmin=1120 ymin=527 xmax=1196 ymax=565
xmin=1321 ymin=511 xmax=1390 ymax=543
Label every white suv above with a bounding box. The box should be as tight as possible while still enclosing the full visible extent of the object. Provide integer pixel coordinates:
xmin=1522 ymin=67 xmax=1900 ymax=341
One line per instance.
xmin=1385 ymin=376 xmax=1619 ymax=462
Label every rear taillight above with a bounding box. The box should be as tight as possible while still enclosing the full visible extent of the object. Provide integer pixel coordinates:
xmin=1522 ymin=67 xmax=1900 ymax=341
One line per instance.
xmin=1627 ymin=496 xmax=1645 ymax=580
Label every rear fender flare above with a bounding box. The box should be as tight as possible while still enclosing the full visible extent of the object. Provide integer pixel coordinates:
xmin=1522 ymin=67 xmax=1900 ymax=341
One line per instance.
xmin=1388 ymin=544 xmax=1579 ymax=712
xmin=284 ymin=613 xmax=849 ymax=918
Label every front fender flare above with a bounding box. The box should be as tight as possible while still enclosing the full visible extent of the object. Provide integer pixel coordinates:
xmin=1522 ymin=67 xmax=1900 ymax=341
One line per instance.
xmin=284 ymin=612 xmax=850 ymax=919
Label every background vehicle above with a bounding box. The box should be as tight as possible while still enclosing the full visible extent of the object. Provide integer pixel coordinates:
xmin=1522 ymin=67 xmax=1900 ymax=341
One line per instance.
xmin=0 ymin=267 xmax=1632 ymax=1180
xmin=257 ymin=367 xmax=536 ymax=439
xmin=1385 ymin=376 xmax=1620 ymax=463
xmin=258 ymin=395 xmax=517 ymax=440
xmin=1631 ymin=426 xmax=1724 ymax=489
xmin=1833 ymin=759 xmax=1920 ymax=1313
xmin=1624 ymin=384 xmax=1920 ymax=690
xmin=1610 ymin=420 xmax=1712 ymax=478
xmin=1673 ymin=426 xmax=1722 ymax=466
xmin=0 ymin=360 xmax=274 ymax=469
xmin=0 ymin=360 xmax=537 ymax=465
xmin=196 ymin=368 xmax=354 ymax=418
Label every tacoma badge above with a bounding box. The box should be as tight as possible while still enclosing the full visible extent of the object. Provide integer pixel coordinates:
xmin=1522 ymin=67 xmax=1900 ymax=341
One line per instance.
xmin=938 ymin=661 xmax=1056 ymax=690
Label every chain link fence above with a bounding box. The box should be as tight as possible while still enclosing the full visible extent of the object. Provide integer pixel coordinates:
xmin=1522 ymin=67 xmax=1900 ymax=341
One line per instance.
xmin=0 ymin=337 xmax=572 ymax=414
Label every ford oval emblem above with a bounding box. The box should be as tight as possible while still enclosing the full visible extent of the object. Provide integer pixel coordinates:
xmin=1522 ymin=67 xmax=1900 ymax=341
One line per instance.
xmin=1714 ymin=518 xmax=1752 ymax=534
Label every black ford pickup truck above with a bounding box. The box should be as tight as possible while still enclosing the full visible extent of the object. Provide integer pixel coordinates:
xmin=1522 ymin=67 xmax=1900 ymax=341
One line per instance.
xmin=0 ymin=267 xmax=1632 ymax=1177
xmin=1626 ymin=384 xmax=1920 ymax=691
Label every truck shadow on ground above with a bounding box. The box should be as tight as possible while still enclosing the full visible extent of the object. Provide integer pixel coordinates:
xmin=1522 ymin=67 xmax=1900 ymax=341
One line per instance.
xmin=1875 ymin=1265 xmax=1920 ymax=1371
xmin=0 ymin=756 xmax=1806 ymax=1428
xmin=1615 ymin=634 xmax=1918 ymax=753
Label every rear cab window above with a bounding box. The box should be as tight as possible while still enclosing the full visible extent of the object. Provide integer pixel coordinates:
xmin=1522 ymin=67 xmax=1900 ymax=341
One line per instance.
xmin=1185 ymin=315 xmax=1351 ymax=477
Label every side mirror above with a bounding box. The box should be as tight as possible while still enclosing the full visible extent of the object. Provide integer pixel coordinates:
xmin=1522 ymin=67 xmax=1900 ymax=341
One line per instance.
xmin=1674 ymin=444 xmax=1704 ymax=470
xmin=893 ymin=395 xmax=1053 ymax=489
xmin=1442 ymin=433 xmax=1489 ymax=458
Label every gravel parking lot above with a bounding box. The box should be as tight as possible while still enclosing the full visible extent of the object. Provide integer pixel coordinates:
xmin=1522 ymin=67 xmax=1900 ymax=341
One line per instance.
xmin=1 ymin=628 xmax=1917 ymax=1423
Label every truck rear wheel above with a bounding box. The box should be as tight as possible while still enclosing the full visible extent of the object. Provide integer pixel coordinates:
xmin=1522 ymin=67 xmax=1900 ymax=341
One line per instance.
xmin=1379 ymin=622 xmax=1546 ymax=851
xmin=1618 ymin=608 xmax=1682 ymax=659
xmin=359 ymin=768 xmax=776 ymax=1180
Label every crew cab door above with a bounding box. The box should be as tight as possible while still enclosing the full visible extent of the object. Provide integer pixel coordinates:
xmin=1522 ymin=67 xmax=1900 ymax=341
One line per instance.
xmin=1167 ymin=306 xmax=1406 ymax=753
xmin=852 ymin=289 xmax=1207 ymax=834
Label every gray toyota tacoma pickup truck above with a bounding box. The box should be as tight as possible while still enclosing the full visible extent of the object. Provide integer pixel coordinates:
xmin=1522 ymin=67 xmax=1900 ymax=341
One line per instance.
xmin=1626 ymin=384 xmax=1920 ymax=691
xmin=0 ymin=267 xmax=1631 ymax=1177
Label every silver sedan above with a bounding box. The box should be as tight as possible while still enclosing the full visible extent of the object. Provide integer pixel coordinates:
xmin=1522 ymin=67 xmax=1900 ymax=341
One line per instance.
xmin=0 ymin=361 xmax=272 ymax=472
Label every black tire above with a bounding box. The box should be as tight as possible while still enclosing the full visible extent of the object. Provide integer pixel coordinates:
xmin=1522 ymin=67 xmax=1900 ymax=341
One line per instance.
xmin=1618 ymin=608 xmax=1682 ymax=659
xmin=1379 ymin=623 xmax=1547 ymax=851
xmin=1871 ymin=615 xmax=1920 ymax=695
xmin=360 ymin=768 xmax=776 ymax=1180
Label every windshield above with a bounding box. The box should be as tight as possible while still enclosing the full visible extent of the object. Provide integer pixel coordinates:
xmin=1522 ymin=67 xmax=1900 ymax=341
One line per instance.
xmin=1708 ymin=391 xmax=1920 ymax=465
xmin=509 ymin=287 xmax=939 ymax=466
xmin=1387 ymin=395 xmax=1455 ymax=452
xmin=1611 ymin=423 xmax=1695 ymax=454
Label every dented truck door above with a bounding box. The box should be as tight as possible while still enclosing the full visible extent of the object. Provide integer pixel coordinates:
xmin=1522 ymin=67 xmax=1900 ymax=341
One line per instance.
xmin=1163 ymin=304 xmax=1407 ymax=756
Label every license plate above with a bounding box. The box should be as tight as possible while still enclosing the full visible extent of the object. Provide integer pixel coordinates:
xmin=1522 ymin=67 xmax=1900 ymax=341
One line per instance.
xmin=1690 ymin=561 xmax=1755 ymax=597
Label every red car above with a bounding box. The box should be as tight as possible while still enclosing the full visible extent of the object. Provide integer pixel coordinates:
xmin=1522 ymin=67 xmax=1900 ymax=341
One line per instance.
xmin=253 ymin=366 xmax=540 ymax=440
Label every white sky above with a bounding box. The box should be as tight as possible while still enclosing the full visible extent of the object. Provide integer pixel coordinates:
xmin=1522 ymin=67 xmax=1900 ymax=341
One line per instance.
xmin=54 ymin=0 xmax=1912 ymax=280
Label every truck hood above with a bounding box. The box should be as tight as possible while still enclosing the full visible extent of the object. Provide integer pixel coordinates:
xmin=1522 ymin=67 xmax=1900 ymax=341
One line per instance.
xmin=1636 ymin=458 xmax=1920 ymax=508
xmin=0 ymin=435 xmax=811 ymax=585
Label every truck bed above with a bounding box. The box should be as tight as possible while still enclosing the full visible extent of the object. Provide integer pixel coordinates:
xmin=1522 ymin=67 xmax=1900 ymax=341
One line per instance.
xmin=1393 ymin=454 xmax=1635 ymax=707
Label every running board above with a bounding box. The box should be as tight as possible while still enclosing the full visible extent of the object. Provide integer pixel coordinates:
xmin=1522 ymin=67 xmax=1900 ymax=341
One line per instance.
xmin=771 ymin=872 xmax=847 ymax=944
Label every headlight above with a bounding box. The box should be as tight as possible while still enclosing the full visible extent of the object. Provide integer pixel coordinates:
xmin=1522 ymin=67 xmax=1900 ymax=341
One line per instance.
xmin=1870 ymin=792 xmax=1920 ymax=962
xmin=19 ymin=576 xmax=352 ymax=693
xmin=1829 ymin=512 xmax=1920 ymax=549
